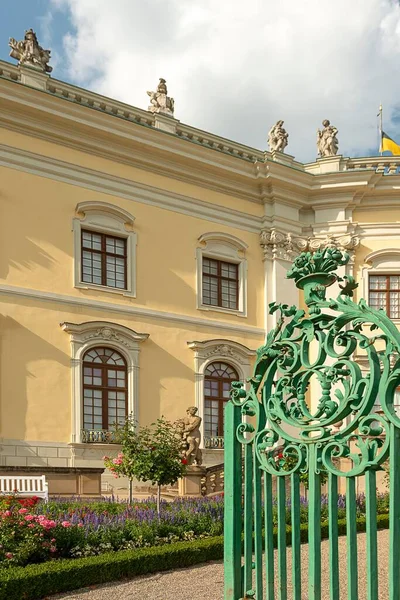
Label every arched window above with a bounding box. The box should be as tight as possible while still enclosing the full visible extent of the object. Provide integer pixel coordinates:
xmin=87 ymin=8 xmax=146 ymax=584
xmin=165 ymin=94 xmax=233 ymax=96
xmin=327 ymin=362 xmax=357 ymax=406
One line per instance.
xmin=204 ymin=361 xmax=239 ymax=438
xmin=83 ymin=347 xmax=127 ymax=431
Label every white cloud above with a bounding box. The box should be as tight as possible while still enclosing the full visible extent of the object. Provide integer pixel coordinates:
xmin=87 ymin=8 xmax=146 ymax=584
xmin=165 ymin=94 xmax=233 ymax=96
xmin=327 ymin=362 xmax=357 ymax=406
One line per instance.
xmin=50 ymin=0 xmax=400 ymax=161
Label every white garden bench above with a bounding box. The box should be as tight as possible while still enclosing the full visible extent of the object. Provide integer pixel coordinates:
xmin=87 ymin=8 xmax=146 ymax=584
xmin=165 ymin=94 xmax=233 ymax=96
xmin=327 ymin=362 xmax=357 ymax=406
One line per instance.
xmin=0 ymin=475 xmax=49 ymax=502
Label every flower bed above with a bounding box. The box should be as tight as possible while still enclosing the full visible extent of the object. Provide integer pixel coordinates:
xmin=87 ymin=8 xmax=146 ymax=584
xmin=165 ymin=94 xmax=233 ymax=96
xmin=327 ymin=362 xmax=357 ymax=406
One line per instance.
xmin=0 ymin=495 xmax=223 ymax=568
xmin=0 ymin=492 xmax=390 ymax=570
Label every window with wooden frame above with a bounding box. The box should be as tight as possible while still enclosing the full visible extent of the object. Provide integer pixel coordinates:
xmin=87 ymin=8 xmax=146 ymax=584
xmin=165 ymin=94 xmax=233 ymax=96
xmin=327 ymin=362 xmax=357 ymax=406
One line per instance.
xmin=204 ymin=361 xmax=239 ymax=438
xmin=82 ymin=347 xmax=127 ymax=431
xmin=202 ymin=257 xmax=239 ymax=310
xmin=81 ymin=230 xmax=127 ymax=290
xmin=369 ymin=274 xmax=400 ymax=318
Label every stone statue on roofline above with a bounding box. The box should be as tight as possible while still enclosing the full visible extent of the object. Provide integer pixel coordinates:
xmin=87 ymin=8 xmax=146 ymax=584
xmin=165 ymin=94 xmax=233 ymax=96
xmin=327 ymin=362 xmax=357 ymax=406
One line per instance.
xmin=317 ymin=119 xmax=339 ymax=157
xmin=175 ymin=406 xmax=202 ymax=466
xmin=268 ymin=120 xmax=289 ymax=153
xmin=147 ymin=78 xmax=175 ymax=116
xmin=9 ymin=29 xmax=52 ymax=73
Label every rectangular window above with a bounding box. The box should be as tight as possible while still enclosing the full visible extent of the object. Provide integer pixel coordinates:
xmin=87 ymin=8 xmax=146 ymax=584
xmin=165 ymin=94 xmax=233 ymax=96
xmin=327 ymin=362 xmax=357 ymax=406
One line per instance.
xmin=202 ymin=257 xmax=238 ymax=310
xmin=369 ymin=274 xmax=400 ymax=318
xmin=81 ymin=230 xmax=127 ymax=290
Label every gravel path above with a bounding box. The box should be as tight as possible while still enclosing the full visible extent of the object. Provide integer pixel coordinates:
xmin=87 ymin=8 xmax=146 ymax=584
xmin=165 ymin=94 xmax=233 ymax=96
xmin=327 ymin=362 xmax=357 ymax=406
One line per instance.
xmin=51 ymin=530 xmax=389 ymax=600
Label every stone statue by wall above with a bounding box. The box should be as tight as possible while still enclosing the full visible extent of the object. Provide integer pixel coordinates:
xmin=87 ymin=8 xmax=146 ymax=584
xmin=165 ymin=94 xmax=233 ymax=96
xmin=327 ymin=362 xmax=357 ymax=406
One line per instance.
xmin=9 ymin=29 xmax=52 ymax=73
xmin=317 ymin=119 xmax=339 ymax=157
xmin=147 ymin=78 xmax=175 ymax=116
xmin=176 ymin=406 xmax=202 ymax=466
xmin=268 ymin=120 xmax=289 ymax=153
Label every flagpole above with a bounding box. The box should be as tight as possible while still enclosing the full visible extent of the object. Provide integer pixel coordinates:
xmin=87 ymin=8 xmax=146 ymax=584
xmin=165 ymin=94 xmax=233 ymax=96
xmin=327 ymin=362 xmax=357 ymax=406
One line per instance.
xmin=379 ymin=103 xmax=383 ymax=156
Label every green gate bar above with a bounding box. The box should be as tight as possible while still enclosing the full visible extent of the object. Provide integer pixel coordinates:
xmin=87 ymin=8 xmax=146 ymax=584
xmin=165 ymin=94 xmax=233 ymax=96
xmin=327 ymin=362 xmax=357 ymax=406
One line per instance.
xmin=243 ymin=443 xmax=253 ymax=596
xmin=389 ymin=424 xmax=400 ymax=600
xmin=264 ymin=472 xmax=275 ymax=600
xmin=346 ymin=476 xmax=358 ymax=600
xmin=365 ymin=469 xmax=378 ymax=600
xmin=328 ymin=473 xmax=339 ymax=600
xmin=277 ymin=475 xmax=287 ymax=600
xmin=253 ymin=449 xmax=264 ymax=599
xmin=308 ymin=445 xmax=321 ymax=600
xmin=290 ymin=472 xmax=301 ymax=600
xmin=223 ymin=400 xmax=242 ymax=600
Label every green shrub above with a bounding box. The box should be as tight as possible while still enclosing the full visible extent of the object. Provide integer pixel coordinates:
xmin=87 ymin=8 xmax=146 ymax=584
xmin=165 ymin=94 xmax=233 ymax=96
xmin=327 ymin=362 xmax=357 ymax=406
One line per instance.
xmin=0 ymin=514 xmax=390 ymax=600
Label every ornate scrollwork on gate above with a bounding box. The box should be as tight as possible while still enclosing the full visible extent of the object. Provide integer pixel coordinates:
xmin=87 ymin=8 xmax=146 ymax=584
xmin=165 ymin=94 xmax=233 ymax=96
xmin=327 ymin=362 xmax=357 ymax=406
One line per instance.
xmin=231 ymin=247 xmax=400 ymax=478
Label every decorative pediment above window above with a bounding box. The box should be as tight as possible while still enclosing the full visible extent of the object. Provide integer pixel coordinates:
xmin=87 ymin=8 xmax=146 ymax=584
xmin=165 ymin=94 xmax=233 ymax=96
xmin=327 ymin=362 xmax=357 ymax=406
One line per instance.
xmin=61 ymin=321 xmax=149 ymax=353
xmin=75 ymin=201 xmax=135 ymax=232
xmin=187 ymin=339 xmax=256 ymax=366
xmin=198 ymin=232 xmax=248 ymax=259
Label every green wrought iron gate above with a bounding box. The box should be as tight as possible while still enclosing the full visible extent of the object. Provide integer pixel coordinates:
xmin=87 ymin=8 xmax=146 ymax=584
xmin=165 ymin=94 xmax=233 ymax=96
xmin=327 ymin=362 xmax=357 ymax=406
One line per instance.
xmin=224 ymin=247 xmax=400 ymax=599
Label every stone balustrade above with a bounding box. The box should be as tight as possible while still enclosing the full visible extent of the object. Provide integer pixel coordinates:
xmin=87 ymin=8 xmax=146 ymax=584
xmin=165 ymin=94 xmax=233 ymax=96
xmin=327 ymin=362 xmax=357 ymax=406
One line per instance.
xmin=81 ymin=429 xmax=118 ymax=444
xmin=201 ymin=462 xmax=225 ymax=496
xmin=203 ymin=436 xmax=225 ymax=449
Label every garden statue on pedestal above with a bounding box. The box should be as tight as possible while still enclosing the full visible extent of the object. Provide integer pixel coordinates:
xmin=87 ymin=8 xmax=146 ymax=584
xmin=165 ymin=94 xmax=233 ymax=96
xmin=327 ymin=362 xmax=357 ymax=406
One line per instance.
xmin=176 ymin=406 xmax=203 ymax=466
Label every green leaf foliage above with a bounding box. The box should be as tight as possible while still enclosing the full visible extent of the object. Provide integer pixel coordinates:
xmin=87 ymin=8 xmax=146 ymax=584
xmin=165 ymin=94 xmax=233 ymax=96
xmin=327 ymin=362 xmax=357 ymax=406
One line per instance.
xmin=104 ymin=416 xmax=186 ymax=487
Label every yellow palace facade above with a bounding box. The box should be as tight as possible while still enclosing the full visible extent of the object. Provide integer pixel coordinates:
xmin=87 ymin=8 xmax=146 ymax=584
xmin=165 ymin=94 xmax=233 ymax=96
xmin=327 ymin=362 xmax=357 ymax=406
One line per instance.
xmin=0 ymin=57 xmax=399 ymax=494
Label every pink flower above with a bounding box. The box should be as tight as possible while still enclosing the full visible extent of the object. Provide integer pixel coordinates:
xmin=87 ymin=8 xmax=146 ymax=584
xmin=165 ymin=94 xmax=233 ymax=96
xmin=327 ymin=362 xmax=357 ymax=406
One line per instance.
xmin=24 ymin=514 xmax=35 ymax=521
xmin=5 ymin=553 xmax=13 ymax=559
xmin=112 ymin=458 xmax=123 ymax=465
xmin=51 ymin=538 xmax=56 ymax=542
xmin=50 ymin=546 xmax=57 ymax=553
xmin=3 ymin=510 xmax=11 ymax=517
xmin=113 ymin=474 xmax=118 ymax=478
xmin=18 ymin=508 xmax=28 ymax=514
xmin=27 ymin=524 xmax=35 ymax=528
xmin=77 ymin=523 xmax=84 ymax=528
xmin=117 ymin=452 xmax=124 ymax=458
xmin=61 ymin=521 xmax=71 ymax=528
xmin=102 ymin=456 xmax=109 ymax=461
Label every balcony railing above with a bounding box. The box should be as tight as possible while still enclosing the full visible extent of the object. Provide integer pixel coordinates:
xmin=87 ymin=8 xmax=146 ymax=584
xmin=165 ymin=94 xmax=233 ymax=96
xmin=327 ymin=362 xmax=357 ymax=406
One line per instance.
xmin=81 ymin=429 xmax=118 ymax=444
xmin=204 ymin=436 xmax=224 ymax=449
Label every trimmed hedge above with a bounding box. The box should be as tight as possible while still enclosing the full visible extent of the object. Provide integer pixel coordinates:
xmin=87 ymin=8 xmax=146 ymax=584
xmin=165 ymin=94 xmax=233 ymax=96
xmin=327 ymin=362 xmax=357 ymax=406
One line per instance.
xmin=0 ymin=514 xmax=389 ymax=600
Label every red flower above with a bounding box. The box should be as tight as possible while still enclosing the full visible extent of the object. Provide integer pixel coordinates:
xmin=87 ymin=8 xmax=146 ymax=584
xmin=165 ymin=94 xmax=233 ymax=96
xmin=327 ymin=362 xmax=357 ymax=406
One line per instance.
xmin=277 ymin=452 xmax=284 ymax=459
xmin=181 ymin=458 xmax=188 ymax=465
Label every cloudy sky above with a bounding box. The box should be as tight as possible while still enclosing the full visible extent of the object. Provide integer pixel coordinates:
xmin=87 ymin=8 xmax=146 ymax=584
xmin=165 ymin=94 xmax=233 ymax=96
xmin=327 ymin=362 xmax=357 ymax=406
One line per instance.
xmin=2 ymin=0 xmax=400 ymax=161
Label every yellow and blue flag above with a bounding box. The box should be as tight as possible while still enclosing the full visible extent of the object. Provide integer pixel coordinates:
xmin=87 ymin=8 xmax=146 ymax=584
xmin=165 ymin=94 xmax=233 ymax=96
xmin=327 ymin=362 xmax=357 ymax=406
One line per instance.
xmin=380 ymin=131 xmax=400 ymax=155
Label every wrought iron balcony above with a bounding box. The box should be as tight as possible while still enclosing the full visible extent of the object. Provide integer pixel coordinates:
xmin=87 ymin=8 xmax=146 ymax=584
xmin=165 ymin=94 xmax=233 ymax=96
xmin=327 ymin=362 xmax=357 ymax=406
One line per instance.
xmin=81 ymin=429 xmax=118 ymax=444
xmin=204 ymin=436 xmax=224 ymax=449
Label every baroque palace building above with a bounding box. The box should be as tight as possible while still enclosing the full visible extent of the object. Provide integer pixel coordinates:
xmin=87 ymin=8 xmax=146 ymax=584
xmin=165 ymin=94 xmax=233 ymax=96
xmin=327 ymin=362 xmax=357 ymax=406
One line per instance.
xmin=0 ymin=40 xmax=400 ymax=494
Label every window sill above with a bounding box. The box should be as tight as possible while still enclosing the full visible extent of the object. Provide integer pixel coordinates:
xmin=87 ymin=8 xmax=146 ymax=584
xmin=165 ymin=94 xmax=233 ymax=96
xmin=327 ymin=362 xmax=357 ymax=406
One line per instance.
xmin=75 ymin=282 xmax=136 ymax=299
xmin=197 ymin=304 xmax=247 ymax=318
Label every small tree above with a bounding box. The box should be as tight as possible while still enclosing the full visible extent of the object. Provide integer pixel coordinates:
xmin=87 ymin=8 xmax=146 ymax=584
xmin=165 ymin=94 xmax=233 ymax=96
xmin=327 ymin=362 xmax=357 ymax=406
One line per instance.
xmin=104 ymin=416 xmax=187 ymax=515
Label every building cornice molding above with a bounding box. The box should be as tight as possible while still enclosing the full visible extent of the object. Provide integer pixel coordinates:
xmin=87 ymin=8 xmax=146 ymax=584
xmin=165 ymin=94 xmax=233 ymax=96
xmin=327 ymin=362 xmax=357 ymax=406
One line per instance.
xmin=0 ymin=283 xmax=265 ymax=336
xmin=0 ymin=143 xmax=262 ymax=233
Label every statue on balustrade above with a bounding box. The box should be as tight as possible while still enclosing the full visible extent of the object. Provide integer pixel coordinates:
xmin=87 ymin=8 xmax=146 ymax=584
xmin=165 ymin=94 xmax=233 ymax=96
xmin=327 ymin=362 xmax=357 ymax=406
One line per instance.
xmin=268 ymin=120 xmax=289 ymax=153
xmin=175 ymin=406 xmax=202 ymax=466
xmin=9 ymin=29 xmax=53 ymax=73
xmin=317 ymin=119 xmax=339 ymax=157
xmin=147 ymin=78 xmax=175 ymax=116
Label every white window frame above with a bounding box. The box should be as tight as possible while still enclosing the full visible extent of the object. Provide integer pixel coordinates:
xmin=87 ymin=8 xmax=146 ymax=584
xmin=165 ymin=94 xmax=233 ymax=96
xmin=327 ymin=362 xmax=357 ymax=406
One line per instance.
xmin=187 ymin=339 xmax=256 ymax=448
xmin=362 ymin=248 xmax=400 ymax=322
xmin=196 ymin=232 xmax=248 ymax=317
xmin=73 ymin=201 xmax=137 ymax=297
xmin=61 ymin=321 xmax=149 ymax=444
